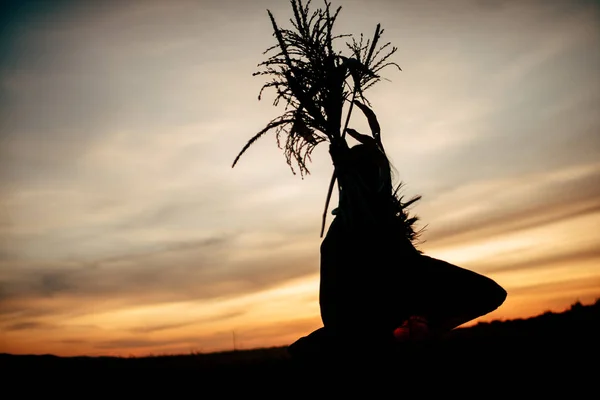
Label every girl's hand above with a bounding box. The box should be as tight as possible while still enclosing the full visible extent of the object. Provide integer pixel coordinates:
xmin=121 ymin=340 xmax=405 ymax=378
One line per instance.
xmin=328 ymin=138 xmax=349 ymax=166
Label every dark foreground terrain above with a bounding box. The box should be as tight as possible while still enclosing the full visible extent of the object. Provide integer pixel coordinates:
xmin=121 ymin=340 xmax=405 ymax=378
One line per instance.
xmin=2 ymin=300 xmax=598 ymax=396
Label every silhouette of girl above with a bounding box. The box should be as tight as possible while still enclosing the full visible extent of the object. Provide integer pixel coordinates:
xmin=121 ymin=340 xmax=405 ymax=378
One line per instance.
xmin=226 ymin=0 xmax=507 ymax=364
xmin=289 ymin=129 xmax=507 ymax=359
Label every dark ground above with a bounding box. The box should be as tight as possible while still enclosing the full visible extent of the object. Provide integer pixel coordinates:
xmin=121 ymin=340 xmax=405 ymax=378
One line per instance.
xmin=2 ymin=300 xmax=598 ymax=397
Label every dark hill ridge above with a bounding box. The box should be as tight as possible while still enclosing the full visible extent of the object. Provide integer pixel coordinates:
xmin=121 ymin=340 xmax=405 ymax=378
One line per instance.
xmin=1 ymin=299 xmax=598 ymax=395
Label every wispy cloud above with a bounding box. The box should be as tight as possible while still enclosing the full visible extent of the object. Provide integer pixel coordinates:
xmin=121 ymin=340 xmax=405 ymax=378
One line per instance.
xmin=4 ymin=321 xmax=58 ymax=331
xmin=420 ymin=162 xmax=600 ymax=247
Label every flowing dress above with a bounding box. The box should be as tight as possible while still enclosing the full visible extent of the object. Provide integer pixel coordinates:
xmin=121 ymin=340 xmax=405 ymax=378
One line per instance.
xmin=290 ymin=141 xmax=507 ymax=356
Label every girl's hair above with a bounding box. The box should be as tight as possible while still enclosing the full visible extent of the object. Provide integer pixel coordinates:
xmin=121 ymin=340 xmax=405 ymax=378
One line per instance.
xmin=348 ymin=143 xmax=425 ymax=248
xmin=390 ymin=181 xmax=425 ymax=249
xmin=378 ymin=148 xmax=425 ymax=248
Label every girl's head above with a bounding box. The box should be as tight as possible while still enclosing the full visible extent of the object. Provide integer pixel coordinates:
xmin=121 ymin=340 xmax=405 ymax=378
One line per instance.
xmin=348 ymin=143 xmax=392 ymax=195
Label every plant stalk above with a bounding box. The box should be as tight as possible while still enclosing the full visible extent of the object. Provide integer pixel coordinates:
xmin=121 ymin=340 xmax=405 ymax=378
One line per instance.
xmin=320 ymin=85 xmax=359 ymax=237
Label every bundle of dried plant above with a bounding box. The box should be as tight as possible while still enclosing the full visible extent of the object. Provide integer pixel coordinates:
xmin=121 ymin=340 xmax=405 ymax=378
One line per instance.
xmin=231 ymin=0 xmax=400 ymax=177
xmin=232 ymin=0 xmax=423 ymax=243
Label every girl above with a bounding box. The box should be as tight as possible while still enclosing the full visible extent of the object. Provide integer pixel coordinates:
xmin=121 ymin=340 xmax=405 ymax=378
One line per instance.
xmin=289 ymin=131 xmax=507 ymax=359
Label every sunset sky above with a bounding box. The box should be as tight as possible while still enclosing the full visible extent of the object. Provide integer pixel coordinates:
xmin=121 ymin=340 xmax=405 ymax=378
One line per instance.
xmin=1 ymin=0 xmax=599 ymax=357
